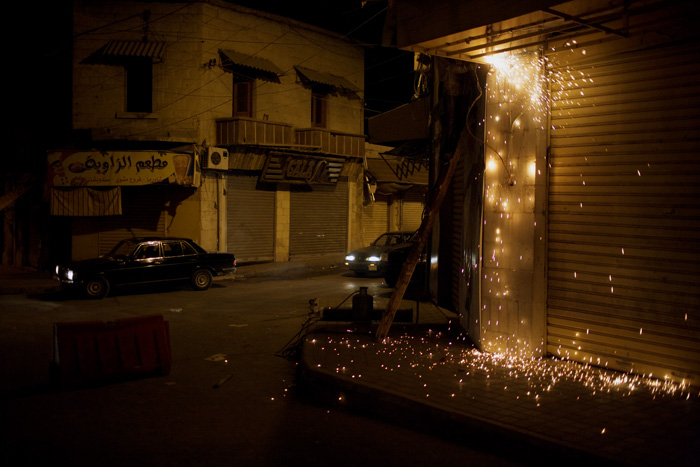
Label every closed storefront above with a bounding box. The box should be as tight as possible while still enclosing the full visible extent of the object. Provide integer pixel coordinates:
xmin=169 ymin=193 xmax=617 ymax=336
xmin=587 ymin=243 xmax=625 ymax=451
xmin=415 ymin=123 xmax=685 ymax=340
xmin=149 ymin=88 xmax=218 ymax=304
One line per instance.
xmin=97 ymin=187 xmax=168 ymax=255
xmin=546 ymin=41 xmax=700 ymax=380
xmin=47 ymin=149 xmax=199 ymax=260
xmin=226 ymin=174 xmax=275 ymax=262
xmin=362 ymin=194 xmax=390 ymax=244
xmin=290 ymin=182 xmax=348 ymax=257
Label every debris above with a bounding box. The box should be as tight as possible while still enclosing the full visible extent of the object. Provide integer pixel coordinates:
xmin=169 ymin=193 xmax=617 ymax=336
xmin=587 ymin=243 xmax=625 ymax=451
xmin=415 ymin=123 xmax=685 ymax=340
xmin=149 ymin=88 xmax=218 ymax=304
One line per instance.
xmin=213 ymin=374 xmax=233 ymax=389
xmin=205 ymin=353 xmax=227 ymax=362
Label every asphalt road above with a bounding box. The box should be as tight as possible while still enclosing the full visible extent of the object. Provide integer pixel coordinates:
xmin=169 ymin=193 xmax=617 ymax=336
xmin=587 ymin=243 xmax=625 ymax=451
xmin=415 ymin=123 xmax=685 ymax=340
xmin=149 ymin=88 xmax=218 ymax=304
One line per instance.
xmin=1 ymin=271 xmax=520 ymax=466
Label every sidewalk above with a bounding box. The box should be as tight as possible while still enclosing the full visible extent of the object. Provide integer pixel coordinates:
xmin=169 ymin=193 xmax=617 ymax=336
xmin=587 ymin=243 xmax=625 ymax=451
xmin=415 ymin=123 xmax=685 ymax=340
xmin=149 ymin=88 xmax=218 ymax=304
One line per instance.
xmin=296 ymin=298 xmax=699 ymax=466
xmin=2 ymin=261 xmax=698 ymax=465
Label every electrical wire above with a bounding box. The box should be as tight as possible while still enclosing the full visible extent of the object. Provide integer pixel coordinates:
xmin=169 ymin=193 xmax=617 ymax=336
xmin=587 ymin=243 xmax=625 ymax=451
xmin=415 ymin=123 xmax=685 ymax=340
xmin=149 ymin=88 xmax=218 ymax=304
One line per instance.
xmin=275 ymin=290 xmax=360 ymax=361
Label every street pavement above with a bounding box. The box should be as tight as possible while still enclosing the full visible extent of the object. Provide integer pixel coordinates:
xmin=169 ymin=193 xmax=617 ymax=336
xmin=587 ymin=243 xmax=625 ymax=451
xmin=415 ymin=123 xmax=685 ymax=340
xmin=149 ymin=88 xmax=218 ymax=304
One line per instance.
xmin=1 ymin=262 xmax=698 ymax=465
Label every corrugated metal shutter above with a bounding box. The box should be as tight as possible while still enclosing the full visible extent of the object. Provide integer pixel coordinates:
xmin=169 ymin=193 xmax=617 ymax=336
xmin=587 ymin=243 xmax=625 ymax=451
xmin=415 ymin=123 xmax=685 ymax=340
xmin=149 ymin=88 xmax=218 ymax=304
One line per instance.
xmin=362 ymin=194 xmax=390 ymax=245
xmin=401 ymin=190 xmax=425 ymax=231
xmin=547 ymin=41 xmax=700 ymax=382
xmin=97 ymin=187 xmax=167 ymax=255
xmin=290 ymin=183 xmax=348 ymax=257
xmin=226 ymin=175 xmax=275 ymax=262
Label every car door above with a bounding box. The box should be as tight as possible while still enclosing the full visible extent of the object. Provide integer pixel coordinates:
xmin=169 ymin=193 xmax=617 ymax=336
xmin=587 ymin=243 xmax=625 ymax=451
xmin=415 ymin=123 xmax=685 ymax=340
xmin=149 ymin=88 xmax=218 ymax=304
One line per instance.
xmin=132 ymin=241 xmax=166 ymax=283
xmin=160 ymin=240 xmax=198 ymax=280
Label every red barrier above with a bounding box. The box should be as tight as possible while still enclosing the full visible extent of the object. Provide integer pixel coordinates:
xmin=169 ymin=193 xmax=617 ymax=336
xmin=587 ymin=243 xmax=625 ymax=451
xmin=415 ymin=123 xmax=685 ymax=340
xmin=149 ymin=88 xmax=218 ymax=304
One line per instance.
xmin=52 ymin=314 xmax=171 ymax=389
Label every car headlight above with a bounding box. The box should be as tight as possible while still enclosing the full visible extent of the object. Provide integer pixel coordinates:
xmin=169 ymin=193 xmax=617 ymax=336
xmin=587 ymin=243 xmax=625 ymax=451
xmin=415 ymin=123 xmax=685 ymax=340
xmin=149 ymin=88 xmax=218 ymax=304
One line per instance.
xmin=367 ymin=255 xmax=381 ymax=262
xmin=345 ymin=254 xmax=356 ymax=262
xmin=66 ymin=269 xmax=75 ymax=281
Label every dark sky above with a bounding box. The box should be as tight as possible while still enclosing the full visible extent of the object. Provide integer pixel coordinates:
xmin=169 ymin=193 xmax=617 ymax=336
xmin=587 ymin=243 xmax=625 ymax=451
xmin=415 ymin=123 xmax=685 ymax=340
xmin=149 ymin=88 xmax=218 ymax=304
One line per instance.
xmin=229 ymin=0 xmax=416 ymax=118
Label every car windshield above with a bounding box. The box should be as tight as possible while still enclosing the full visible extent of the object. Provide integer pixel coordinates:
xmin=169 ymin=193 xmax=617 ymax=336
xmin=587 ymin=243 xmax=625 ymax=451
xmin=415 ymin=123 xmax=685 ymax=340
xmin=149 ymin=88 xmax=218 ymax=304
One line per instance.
xmin=105 ymin=240 xmax=140 ymax=259
xmin=371 ymin=233 xmax=409 ymax=247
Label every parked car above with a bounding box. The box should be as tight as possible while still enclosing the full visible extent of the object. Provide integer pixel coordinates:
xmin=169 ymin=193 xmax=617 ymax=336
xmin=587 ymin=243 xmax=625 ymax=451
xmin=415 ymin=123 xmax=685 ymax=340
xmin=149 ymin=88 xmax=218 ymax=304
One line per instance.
xmin=344 ymin=231 xmax=414 ymax=277
xmin=54 ymin=237 xmax=236 ymax=299
xmin=383 ymin=233 xmax=427 ymax=289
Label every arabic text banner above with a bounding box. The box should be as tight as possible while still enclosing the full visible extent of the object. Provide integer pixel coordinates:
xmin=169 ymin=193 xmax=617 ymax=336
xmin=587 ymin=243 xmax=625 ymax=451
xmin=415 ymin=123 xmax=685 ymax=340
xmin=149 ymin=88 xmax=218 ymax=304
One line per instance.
xmin=47 ymin=151 xmax=197 ymax=187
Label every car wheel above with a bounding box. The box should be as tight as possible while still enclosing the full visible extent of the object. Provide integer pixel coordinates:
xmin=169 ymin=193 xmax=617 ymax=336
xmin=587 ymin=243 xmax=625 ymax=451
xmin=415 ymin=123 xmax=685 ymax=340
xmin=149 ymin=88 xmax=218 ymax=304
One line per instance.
xmin=85 ymin=276 xmax=110 ymax=299
xmin=191 ymin=269 xmax=213 ymax=290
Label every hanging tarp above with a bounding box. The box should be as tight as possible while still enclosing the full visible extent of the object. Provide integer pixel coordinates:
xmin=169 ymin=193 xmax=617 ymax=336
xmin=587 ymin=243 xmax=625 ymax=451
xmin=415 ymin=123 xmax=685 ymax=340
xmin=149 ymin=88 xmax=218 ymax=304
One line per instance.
xmin=0 ymin=185 xmax=31 ymax=212
xmin=50 ymin=187 xmax=122 ymax=216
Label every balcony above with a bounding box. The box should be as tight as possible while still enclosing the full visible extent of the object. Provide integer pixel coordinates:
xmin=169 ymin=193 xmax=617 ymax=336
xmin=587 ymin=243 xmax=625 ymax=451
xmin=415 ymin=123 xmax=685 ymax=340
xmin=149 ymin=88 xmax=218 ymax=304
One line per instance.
xmin=295 ymin=128 xmax=364 ymax=158
xmin=216 ymin=117 xmax=293 ymax=147
xmin=216 ymin=117 xmax=365 ymax=158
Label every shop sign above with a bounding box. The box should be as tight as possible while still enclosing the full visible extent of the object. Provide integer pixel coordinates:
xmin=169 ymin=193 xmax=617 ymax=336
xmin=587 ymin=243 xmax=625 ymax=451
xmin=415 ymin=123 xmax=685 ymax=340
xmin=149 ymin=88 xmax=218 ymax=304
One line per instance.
xmin=47 ymin=150 xmax=198 ymax=187
xmin=260 ymin=152 xmax=343 ymax=185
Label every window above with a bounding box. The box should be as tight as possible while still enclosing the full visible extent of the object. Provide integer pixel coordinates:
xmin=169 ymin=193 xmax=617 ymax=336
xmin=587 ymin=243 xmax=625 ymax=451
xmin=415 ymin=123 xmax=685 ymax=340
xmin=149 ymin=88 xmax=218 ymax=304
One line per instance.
xmin=163 ymin=242 xmax=184 ymax=257
xmin=233 ymin=80 xmax=253 ymax=117
xmin=311 ymin=93 xmax=327 ymax=128
xmin=125 ymin=58 xmax=153 ymax=113
xmin=135 ymin=243 xmax=161 ymax=260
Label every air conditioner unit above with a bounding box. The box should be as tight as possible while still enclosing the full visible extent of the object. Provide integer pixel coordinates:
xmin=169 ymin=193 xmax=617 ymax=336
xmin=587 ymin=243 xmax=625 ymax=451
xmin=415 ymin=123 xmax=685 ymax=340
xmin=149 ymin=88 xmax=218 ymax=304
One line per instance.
xmin=203 ymin=147 xmax=229 ymax=170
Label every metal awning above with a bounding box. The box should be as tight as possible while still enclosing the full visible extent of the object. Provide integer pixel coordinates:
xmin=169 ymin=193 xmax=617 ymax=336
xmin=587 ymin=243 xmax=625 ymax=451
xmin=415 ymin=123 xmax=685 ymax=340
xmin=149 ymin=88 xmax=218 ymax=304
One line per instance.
xmin=82 ymin=40 xmax=166 ymax=65
xmin=385 ymin=0 xmax=687 ymax=63
xmin=368 ymin=97 xmax=430 ymax=145
xmin=294 ymin=66 xmax=360 ymax=96
xmin=366 ymin=154 xmax=429 ymax=185
xmin=219 ymin=49 xmax=284 ymax=83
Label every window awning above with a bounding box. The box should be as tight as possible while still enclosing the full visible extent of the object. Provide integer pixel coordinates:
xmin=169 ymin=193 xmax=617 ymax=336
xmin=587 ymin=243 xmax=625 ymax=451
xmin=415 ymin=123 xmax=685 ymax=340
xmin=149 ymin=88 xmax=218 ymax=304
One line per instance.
xmin=294 ymin=66 xmax=360 ymax=96
xmin=82 ymin=40 xmax=166 ymax=65
xmin=218 ymin=49 xmax=284 ymax=83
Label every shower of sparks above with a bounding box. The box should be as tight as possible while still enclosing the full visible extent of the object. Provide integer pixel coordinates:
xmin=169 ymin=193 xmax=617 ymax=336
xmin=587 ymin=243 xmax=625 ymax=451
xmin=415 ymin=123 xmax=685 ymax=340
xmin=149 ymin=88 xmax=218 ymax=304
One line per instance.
xmin=484 ymin=51 xmax=587 ymax=126
xmin=309 ymin=331 xmax=697 ymax=402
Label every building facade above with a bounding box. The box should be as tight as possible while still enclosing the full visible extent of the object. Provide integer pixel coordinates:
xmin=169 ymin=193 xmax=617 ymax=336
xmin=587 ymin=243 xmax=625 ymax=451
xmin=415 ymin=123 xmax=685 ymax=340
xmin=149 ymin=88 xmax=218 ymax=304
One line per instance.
xmin=384 ymin=0 xmax=700 ymax=385
xmin=56 ymin=0 xmax=369 ymax=263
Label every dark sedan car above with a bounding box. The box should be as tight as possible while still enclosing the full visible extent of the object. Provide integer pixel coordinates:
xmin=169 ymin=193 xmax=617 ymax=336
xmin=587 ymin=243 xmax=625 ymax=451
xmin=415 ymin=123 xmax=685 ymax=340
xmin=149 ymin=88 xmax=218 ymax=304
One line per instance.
xmin=54 ymin=237 xmax=236 ymax=299
xmin=344 ymin=231 xmax=414 ymax=276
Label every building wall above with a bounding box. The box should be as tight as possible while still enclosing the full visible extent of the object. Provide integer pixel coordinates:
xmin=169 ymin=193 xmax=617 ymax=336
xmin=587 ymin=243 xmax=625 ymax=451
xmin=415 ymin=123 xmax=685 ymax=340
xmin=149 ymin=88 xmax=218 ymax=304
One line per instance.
xmin=69 ymin=1 xmax=365 ymax=260
xmin=274 ymin=186 xmax=290 ymax=262
xmin=198 ymin=1 xmax=364 ymax=141
xmin=72 ymin=1 xmax=205 ymax=143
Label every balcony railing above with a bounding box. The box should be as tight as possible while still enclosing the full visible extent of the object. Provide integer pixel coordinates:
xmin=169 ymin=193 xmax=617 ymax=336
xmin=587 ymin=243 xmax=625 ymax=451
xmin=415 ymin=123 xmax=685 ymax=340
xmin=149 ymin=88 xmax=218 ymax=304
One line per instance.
xmin=294 ymin=128 xmax=364 ymax=158
xmin=216 ymin=117 xmax=293 ymax=146
xmin=216 ymin=118 xmax=364 ymax=158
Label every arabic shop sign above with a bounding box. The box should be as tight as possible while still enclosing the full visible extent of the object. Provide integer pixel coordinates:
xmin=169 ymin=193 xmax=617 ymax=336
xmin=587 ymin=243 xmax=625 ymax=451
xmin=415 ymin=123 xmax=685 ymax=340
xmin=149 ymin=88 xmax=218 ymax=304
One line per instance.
xmin=47 ymin=150 xmax=198 ymax=187
xmin=260 ymin=152 xmax=343 ymax=185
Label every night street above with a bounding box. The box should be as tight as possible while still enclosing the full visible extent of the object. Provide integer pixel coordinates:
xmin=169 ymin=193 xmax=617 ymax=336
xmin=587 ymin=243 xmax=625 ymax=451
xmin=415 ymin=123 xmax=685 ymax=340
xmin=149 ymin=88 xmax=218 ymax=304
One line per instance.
xmin=0 ymin=270 xmax=519 ymax=466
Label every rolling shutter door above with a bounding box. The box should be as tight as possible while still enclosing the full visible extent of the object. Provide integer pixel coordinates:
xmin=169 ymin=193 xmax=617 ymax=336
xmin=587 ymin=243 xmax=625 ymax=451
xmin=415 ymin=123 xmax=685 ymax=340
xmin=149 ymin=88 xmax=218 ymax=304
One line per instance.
xmin=98 ymin=187 xmax=167 ymax=255
xmin=290 ymin=183 xmax=348 ymax=257
xmin=362 ymin=194 xmax=389 ymax=245
xmin=226 ymin=175 xmax=275 ymax=262
xmin=547 ymin=42 xmax=700 ymax=381
xmin=401 ymin=190 xmax=425 ymax=231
